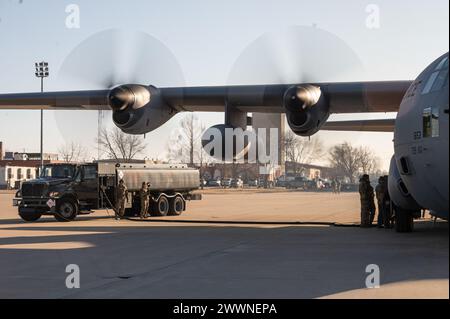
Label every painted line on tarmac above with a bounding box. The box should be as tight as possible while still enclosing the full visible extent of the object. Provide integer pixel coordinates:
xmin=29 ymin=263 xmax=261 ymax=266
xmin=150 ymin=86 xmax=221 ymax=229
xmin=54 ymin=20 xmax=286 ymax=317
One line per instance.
xmin=124 ymin=217 xmax=360 ymax=227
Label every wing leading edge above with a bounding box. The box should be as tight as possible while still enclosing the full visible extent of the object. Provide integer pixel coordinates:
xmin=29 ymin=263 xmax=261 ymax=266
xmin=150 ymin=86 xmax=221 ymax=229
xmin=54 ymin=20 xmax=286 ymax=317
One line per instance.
xmin=161 ymin=81 xmax=412 ymax=113
xmin=0 ymin=90 xmax=110 ymax=110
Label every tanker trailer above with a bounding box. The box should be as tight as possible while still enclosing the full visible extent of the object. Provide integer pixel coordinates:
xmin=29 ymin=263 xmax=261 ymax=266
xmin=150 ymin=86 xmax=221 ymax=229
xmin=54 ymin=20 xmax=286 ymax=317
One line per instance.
xmin=114 ymin=163 xmax=202 ymax=217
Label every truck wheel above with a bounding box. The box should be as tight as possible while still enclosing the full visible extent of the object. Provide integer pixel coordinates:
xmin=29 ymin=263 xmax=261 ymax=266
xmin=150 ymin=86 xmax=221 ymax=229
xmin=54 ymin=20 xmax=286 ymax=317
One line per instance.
xmin=169 ymin=196 xmax=184 ymax=216
xmin=55 ymin=199 xmax=78 ymax=222
xmin=395 ymin=208 xmax=414 ymax=233
xmin=19 ymin=212 xmax=42 ymax=222
xmin=152 ymin=196 xmax=169 ymax=217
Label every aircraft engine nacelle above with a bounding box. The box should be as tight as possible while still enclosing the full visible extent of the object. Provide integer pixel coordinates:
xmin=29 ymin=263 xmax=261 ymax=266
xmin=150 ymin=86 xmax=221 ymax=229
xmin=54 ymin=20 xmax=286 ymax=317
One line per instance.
xmin=201 ymin=124 xmax=253 ymax=162
xmin=283 ymin=85 xmax=330 ymax=136
xmin=388 ymin=156 xmax=421 ymax=211
xmin=110 ymin=84 xmax=177 ymax=135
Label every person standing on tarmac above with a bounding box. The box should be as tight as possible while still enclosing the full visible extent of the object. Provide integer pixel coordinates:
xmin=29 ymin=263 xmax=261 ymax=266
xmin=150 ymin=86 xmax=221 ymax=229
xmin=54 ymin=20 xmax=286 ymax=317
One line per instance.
xmin=139 ymin=182 xmax=150 ymax=219
xmin=116 ymin=179 xmax=129 ymax=220
xmin=359 ymin=174 xmax=375 ymax=227
xmin=383 ymin=175 xmax=393 ymax=228
xmin=375 ymin=176 xmax=387 ymax=228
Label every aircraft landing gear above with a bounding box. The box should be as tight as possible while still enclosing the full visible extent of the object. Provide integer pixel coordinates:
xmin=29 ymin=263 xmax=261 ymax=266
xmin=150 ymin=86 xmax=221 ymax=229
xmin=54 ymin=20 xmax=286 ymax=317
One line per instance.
xmin=395 ymin=208 xmax=414 ymax=233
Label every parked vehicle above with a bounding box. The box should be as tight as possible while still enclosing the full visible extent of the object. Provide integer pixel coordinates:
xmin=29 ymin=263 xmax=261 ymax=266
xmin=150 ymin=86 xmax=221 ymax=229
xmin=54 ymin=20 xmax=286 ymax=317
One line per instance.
xmin=286 ymin=176 xmax=309 ymax=190
xmin=13 ymin=163 xmax=202 ymax=222
xmin=341 ymin=183 xmax=359 ymax=192
xmin=248 ymin=179 xmax=259 ymax=187
xmin=257 ymin=177 xmax=275 ymax=188
xmin=276 ymin=175 xmax=295 ymax=187
xmin=321 ymin=179 xmax=332 ymax=190
xmin=207 ymin=179 xmax=221 ymax=187
xmin=305 ymin=179 xmax=318 ymax=191
xmin=221 ymin=178 xmax=232 ymax=188
xmin=231 ymin=178 xmax=244 ymax=188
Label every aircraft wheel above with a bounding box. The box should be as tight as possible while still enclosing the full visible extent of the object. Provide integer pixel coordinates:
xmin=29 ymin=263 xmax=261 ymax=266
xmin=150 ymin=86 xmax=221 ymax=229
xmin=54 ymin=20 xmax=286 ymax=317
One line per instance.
xmin=395 ymin=208 xmax=414 ymax=233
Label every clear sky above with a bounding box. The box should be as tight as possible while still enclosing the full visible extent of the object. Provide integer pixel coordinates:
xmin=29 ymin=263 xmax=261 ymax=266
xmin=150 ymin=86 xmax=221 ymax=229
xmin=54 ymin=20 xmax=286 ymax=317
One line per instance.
xmin=0 ymin=0 xmax=448 ymax=170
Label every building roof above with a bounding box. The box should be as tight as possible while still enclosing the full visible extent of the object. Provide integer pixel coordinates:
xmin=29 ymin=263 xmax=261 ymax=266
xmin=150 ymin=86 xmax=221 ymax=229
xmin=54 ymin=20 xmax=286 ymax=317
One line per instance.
xmin=0 ymin=160 xmax=58 ymax=168
xmin=285 ymin=161 xmax=331 ymax=170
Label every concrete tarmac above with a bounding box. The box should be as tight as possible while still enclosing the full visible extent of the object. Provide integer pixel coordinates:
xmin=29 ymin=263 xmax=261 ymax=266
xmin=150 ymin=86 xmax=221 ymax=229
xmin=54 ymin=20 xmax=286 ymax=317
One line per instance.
xmin=0 ymin=190 xmax=448 ymax=299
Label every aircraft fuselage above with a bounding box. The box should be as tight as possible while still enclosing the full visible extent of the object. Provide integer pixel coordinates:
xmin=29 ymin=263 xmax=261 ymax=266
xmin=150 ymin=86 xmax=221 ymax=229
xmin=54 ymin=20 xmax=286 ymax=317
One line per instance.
xmin=394 ymin=53 xmax=449 ymax=219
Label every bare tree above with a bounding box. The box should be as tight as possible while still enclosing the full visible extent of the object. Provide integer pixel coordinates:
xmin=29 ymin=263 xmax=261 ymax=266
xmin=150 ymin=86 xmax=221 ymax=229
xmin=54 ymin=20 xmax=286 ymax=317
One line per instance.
xmin=328 ymin=142 xmax=380 ymax=183
xmin=58 ymin=142 xmax=86 ymax=163
xmin=328 ymin=142 xmax=361 ymax=183
xmin=168 ymin=114 xmax=206 ymax=165
xmin=357 ymin=146 xmax=380 ymax=175
xmin=97 ymin=127 xmax=147 ymax=161
xmin=284 ymin=131 xmax=324 ymax=174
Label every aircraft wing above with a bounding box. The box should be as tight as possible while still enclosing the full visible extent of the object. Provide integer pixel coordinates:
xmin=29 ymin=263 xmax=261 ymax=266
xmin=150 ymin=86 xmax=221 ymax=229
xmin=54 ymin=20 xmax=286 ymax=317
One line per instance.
xmin=322 ymin=119 xmax=396 ymax=132
xmin=0 ymin=90 xmax=110 ymax=110
xmin=0 ymin=81 xmax=411 ymax=113
xmin=161 ymin=81 xmax=412 ymax=113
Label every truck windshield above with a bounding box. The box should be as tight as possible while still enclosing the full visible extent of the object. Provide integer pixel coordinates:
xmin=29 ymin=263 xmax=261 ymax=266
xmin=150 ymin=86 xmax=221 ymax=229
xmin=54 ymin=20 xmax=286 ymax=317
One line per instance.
xmin=41 ymin=165 xmax=75 ymax=179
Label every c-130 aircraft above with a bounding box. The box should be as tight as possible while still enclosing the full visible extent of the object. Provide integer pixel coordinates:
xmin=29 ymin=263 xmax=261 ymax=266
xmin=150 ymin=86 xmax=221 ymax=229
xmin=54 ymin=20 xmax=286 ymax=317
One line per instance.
xmin=0 ymin=51 xmax=448 ymax=232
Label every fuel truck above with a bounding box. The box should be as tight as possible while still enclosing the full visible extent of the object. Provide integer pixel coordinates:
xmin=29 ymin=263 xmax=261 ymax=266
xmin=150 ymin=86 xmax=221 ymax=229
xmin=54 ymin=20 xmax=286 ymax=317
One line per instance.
xmin=13 ymin=162 xmax=201 ymax=222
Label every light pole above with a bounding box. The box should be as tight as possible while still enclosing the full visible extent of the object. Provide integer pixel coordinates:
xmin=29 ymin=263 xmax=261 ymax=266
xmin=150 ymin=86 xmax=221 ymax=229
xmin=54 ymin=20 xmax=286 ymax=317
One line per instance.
xmin=35 ymin=62 xmax=49 ymax=174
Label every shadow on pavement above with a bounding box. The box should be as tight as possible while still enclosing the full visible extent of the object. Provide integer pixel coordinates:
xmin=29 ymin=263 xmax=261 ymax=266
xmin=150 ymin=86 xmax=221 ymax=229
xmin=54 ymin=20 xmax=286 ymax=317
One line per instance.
xmin=0 ymin=219 xmax=448 ymax=298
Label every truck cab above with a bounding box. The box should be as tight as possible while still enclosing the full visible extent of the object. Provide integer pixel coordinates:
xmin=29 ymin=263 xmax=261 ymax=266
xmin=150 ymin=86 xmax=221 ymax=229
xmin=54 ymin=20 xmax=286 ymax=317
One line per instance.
xmin=14 ymin=163 xmax=101 ymax=222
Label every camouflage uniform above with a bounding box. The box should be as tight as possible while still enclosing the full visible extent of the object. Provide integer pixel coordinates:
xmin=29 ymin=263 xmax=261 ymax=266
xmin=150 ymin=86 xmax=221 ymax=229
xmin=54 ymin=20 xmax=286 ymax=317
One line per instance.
xmin=359 ymin=175 xmax=375 ymax=227
xmin=139 ymin=183 xmax=150 ymax=219
xmin=375 ymin=177 xmax=386 ymax=227
xmin=116 ymin=180 xmax=128 ymax=219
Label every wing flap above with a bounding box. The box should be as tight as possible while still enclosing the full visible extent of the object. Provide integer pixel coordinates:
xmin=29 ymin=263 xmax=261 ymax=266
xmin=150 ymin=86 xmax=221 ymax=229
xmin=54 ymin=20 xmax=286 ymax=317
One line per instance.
xmin=322 ymin=119 xmax=396 ymax=132
xmin=324 ymin=81 xmax=412 ymax=113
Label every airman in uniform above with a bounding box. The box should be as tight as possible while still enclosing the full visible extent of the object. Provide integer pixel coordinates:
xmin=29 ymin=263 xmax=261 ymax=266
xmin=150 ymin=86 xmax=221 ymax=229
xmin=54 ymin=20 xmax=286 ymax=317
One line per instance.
xmin=116 ymin=179 xmax=129 ymax=220
xmin=375 ymin=176 xmax=387 ymax=228
xmin=383 ymin=176 xmax=393 ymax=228
xmin=359 ymin=174 xmax=375 ymax=227
xmin=331 ymin=179 xmax=337 ymax=194
xmin=336 ymin=180 xmax=341 ymax=195
xmin=139 ymin=182 xmax=150 ymax=219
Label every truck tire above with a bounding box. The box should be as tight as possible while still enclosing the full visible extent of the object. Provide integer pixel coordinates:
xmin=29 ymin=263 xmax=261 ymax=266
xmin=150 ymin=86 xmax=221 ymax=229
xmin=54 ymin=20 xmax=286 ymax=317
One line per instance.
xmin=19 ymin=212 xmax=42 ymax=222
xmin=395 ymin=208 xmax=414 ymax=233
xmin=169 ymin=196 xmax=184 ymax=216
xmin=55 ymin=199 xmax=78 ymax=222
xmin=152 ymin=196 xmax=169 ymax=217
